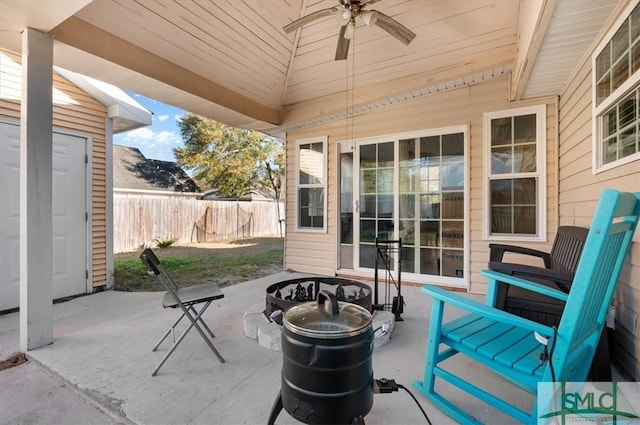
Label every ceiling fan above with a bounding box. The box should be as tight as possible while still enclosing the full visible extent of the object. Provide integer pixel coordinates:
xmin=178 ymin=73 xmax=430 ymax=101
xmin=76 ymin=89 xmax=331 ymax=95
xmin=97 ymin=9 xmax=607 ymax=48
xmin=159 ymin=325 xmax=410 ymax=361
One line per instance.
xmin=283 ymin=0 xmax=416 ymax=61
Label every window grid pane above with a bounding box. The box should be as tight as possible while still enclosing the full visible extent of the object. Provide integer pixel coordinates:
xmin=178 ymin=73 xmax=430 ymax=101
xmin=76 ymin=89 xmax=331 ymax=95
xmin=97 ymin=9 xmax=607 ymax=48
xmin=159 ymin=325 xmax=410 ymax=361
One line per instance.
xmin=487 ymin=108 xmax=542 ymax=237
xmin=298 ymin=140 xmax=325 ymax=229
xmin=359 ymin=142 xmax=396 ymax=261
xmin=595 ymin=3 xmax=640 ymax=167
xmin=490 ymin=114 xmax=537 ymax=175
xmin=489 ymin=178 xmax=537 ymax=235
xmin=298 ymin=188 xmax=324 ymax=228
xmin=417 ymin=135 xmax=465 ymax=276
xmin=601 ymin=88 xmax=640 ymax=165
xmin=595 ymin=5 xmax=640 ymax=107
xmin=612 ymin=55 xmax=630 ymax=92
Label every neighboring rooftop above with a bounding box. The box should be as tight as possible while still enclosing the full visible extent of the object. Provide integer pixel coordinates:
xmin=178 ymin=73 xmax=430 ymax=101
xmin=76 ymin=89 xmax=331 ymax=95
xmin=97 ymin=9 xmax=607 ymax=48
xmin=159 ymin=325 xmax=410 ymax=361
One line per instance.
xmin=113 ymin=145 xmax=199 ymax=193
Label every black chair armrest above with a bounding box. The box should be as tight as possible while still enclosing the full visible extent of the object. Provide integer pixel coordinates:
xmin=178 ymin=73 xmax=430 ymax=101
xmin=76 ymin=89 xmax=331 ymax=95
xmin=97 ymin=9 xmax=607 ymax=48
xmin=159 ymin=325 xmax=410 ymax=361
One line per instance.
xmin=488 ymin=261 xmax=573 ymax=293
xmin=488 ymin=243 xmax=551 ymax=268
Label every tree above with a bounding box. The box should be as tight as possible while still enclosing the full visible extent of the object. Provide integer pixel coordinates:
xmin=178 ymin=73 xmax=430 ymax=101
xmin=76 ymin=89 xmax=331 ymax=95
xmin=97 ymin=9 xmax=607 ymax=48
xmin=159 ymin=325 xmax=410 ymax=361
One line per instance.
xmin=174 ymin=113 xmax=284 ymax=199
xmin=260 ymin=137 xmax=284 ymax=201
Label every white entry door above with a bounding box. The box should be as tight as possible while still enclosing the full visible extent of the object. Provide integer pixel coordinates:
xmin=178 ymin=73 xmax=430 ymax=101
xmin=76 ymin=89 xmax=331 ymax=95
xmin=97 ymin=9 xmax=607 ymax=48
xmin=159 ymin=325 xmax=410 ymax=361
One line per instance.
xmin=0 ymin=121 xmax=87 ymax=311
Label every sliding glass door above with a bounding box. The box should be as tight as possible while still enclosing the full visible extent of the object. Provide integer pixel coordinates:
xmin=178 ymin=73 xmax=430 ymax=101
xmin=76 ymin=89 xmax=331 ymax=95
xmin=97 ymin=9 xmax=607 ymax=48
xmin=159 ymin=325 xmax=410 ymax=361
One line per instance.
xmin=339 ymin=128 xmax=467 ymax=287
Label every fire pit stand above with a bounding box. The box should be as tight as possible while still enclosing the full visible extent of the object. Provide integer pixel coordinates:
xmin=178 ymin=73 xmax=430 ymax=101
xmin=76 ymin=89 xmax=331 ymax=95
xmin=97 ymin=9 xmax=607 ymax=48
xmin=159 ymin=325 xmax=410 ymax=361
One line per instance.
xmin=264 ymin=276 xmax=372 ymax=318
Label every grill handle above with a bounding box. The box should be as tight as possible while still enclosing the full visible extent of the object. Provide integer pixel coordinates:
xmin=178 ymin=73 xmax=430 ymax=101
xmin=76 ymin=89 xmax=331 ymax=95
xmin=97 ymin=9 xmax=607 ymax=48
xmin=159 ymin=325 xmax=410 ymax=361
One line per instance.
xmin=317 ymin=290 xmax=339 ymax=317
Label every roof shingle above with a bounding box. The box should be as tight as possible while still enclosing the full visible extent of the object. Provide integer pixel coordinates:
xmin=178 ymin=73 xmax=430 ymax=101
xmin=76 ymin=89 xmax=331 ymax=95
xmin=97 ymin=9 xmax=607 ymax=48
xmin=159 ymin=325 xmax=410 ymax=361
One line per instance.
xmin=113 ymin=145 xmax=199 ymax=193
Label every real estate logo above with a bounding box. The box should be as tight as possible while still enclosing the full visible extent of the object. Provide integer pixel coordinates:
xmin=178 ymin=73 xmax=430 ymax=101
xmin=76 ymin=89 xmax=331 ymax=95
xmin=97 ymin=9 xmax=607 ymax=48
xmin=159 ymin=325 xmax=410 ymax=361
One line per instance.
xmin=538 ymin=382 xmax=640 ymax=424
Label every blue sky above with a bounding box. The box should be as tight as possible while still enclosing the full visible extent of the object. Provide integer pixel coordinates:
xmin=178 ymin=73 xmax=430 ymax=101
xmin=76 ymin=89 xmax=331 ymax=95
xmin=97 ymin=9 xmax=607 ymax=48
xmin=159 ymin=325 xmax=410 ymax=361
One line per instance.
xmin=113 ymin=92 xmax=185 ymax=162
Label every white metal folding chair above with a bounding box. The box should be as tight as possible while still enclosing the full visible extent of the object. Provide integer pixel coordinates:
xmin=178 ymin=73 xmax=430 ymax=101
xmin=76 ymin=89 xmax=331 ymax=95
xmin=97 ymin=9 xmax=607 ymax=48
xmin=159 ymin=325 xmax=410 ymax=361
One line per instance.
xmin=139 ymin=248 xmax=225 ymax=376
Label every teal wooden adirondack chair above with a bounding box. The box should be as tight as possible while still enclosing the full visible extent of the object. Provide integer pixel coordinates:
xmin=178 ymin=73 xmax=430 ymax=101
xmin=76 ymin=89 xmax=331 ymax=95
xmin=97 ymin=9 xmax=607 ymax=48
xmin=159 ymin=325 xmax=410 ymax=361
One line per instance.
xmin=413 ymin=189 xmax=640 ymax=424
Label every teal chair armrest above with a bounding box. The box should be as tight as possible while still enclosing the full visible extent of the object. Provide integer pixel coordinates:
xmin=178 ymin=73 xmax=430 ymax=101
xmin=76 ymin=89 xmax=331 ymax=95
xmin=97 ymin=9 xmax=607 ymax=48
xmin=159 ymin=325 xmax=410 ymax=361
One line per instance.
xmin=421 ymin=285 xmax=554 ymax=338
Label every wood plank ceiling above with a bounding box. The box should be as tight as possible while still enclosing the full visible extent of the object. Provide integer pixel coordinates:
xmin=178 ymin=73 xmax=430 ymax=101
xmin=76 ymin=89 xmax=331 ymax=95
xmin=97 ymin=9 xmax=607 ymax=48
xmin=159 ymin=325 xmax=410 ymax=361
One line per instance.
xmin=48 ymin=0 xmax=518 ymax=135
xmin=0 ymin=0 xmax=622 ymax=136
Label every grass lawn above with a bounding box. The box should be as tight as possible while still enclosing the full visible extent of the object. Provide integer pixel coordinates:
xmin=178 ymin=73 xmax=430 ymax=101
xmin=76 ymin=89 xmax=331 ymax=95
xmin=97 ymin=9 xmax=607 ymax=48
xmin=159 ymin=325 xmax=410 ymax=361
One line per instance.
xmin=114 ymin=237 xmax=284 ymax=291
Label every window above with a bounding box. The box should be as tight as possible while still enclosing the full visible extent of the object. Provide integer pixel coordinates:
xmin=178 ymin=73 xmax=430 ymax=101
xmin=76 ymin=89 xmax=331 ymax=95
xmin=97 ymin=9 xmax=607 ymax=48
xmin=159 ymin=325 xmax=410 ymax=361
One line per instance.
xmin=297 ymin=137 xmax=327 ymax=231
xmin=593 ymin=0 xmax=640 ymax=172
xmin=484 ymin=105 xmax=546 ymax=240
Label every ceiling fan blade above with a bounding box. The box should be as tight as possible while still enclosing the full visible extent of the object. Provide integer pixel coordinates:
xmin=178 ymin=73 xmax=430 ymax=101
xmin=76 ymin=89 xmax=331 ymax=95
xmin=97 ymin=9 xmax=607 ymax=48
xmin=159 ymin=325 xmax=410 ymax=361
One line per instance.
xmin=371 ymin=11 xmax=416 ymax=45
xmin=283 ymin=7 xmax=338 ymax=33
xmin=335 ymin=25 xmax=351 ymax=61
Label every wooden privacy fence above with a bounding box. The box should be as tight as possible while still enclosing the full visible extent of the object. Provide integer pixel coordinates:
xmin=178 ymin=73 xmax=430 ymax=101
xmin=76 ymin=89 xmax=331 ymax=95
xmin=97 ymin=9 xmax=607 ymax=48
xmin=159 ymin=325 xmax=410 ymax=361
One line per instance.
xmin=114 ymin=195 xmax=284 ymax=253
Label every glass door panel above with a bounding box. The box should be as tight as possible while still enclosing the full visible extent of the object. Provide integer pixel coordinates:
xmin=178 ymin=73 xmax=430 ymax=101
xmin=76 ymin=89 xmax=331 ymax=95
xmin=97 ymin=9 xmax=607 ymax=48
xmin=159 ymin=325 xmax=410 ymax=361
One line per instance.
xmin=347 ymin=130 xmax=466 ymax=285
xmin=339 ymin=149 xmax=354 ymax=269
xmin=358 ymin=141 xmax=394 ymax=269
xmin=407 ymin=132 xmax=465 ymax=278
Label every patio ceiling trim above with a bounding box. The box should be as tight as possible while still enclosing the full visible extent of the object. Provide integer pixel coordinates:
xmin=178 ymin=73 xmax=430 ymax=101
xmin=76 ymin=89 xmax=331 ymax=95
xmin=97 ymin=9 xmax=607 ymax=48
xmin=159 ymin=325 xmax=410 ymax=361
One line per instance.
xmin=269 ymin=64 xmax=513 ymax=134
xmin=279 ymin=0 xmax=308 ymax=109
xmin=510 ymin=0 xmax=557 ymax=101
xmin=49 ymin=16 xmax=281 ymax=126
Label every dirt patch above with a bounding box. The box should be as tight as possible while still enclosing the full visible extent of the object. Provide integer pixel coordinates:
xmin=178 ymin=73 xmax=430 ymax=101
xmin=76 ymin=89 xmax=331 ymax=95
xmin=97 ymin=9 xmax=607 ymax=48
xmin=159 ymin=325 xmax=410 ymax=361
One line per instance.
xmin=168 ymin=237 xmax=283 ymax=258
xmin=0 ymin=352 xmax=28 ymax=371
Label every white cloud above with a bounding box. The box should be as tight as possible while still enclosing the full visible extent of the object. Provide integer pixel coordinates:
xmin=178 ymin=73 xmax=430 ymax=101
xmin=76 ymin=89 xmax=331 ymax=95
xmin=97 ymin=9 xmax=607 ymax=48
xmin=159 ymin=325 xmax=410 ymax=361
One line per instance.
xmin=116 ymin=127 xmax=183 ymax=161
xmin=157 ymin=114 xmax=170 ymax=122
xmin=120 ymin=128 xmax=181 ymax=145
xmin=175 ymin=114 xmax=183 ymax=122
xmin=154 ymin=130 xmax=182 ymax=146
xmin=122 ymin=127 xmax=155 ymax=141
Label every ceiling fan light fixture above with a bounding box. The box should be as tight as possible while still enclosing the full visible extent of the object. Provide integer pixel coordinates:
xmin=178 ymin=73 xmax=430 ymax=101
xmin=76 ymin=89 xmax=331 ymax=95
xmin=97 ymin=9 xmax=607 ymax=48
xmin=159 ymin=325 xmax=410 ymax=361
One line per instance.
xmin=284 ymin=0 xmax=416 ymax=61
xmin=336 ymin=9 xmax=351 ymax=25
xmin=360 ymin=10 xmax=377 ymax=26
xmin=344 ymin=20 xmax=356 ymax=39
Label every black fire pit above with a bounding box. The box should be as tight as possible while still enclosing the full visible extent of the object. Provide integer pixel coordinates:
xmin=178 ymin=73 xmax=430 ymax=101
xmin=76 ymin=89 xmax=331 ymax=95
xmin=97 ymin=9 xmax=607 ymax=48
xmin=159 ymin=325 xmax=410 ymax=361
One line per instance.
xmin=264 ymin=276 xmax=372 ymax=318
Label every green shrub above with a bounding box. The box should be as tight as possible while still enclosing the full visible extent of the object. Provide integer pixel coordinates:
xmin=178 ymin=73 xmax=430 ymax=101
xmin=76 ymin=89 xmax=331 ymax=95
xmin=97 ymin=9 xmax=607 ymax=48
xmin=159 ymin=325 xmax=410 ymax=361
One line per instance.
xmin=153 ymin=237 xmax=176 ymax=248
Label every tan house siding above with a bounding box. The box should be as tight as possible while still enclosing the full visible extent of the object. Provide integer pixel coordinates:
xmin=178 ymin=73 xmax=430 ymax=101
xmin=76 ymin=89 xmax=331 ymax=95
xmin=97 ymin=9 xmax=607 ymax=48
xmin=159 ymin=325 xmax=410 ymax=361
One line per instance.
xmin=286 ymin=75 xmax=558 ymax=294
xmin=558 ymin=3 xmax=640 ymax=379
xmin=0 ymin=49 xmax=109 ymax=289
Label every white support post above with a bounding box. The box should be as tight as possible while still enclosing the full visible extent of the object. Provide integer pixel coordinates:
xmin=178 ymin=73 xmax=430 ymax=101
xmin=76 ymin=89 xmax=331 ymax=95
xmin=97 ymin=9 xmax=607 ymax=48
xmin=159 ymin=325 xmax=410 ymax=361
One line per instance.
xmin=20 ymin=28 xmax=54 ymax=351
xmin=105 ymin=117 xmax=114 ymax=289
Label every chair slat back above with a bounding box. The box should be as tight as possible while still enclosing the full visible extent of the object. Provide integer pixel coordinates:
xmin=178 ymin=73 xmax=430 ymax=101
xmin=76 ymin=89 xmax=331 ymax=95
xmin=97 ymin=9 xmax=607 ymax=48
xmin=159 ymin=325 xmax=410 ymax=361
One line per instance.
xmin=552 ymin=190 xmax=640 ymax=381
xmin=549 ymin=226 xmax=588 ymax=275
xmin=139 ymin=248 xmax=180 ymax=292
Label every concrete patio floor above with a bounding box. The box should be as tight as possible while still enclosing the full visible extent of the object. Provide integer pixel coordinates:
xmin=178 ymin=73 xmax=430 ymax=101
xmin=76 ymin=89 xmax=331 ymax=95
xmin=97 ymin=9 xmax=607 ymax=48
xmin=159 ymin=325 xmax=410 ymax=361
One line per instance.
xmin=0 ymin=271 xmax=539 ymax=425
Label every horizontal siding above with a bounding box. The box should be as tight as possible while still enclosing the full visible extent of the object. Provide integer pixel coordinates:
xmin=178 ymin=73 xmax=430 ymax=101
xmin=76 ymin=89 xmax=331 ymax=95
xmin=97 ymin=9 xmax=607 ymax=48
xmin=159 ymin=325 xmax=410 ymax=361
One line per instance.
xmin=286 ymin=75 xmax=559 ymax=293
xmin=557 ymin=0 xmax=640 ymax=379
xmin=0 ymin=48 xmax=108 ymax=290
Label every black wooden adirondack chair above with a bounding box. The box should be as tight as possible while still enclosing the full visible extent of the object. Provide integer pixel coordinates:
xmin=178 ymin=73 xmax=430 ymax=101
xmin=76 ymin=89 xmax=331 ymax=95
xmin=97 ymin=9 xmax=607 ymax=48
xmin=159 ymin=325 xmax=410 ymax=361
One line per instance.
xmin=487 ymin=225 xmax=612 ymax=381
xmin=489 ymin=225 xmax=589 ymax=323
xmin=413 ymin=189 xmax=640 ymax=424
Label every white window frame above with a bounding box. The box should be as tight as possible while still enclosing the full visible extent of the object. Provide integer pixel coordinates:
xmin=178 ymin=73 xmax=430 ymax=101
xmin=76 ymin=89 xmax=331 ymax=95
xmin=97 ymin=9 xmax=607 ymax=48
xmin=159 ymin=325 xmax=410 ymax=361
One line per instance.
xmin=483 ymin=105 xmax=547 ymax=242
xmin=295 ymin=136 xmax=327 ymax=233
xmin=592 ymin=0 xmax=640 ymax=173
